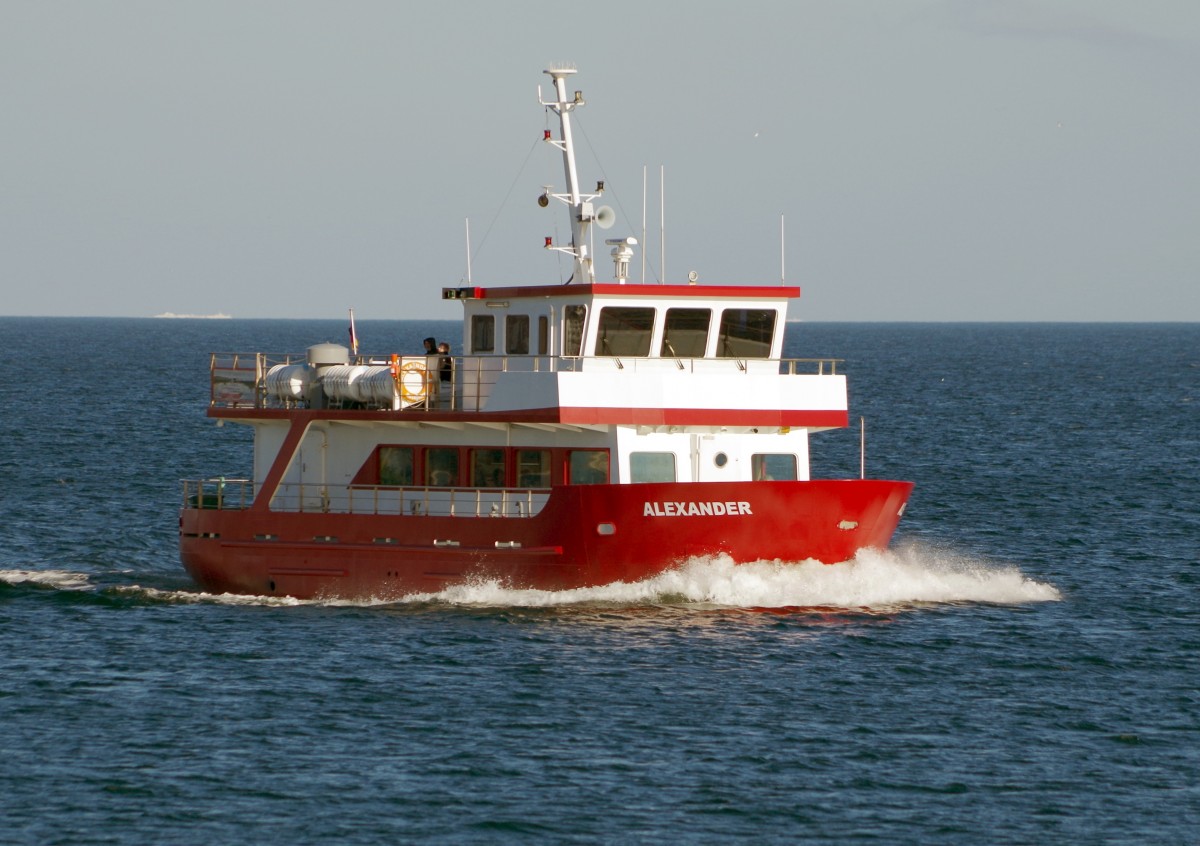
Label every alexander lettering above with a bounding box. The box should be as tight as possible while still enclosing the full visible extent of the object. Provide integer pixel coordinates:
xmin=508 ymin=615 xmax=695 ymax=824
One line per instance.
xmin=643 ymin=501 xmax=753 ymax=517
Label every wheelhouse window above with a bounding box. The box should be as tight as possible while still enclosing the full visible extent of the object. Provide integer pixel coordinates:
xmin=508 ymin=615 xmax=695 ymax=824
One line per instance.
xmin=506 ymin=315 xmax=530 ymax=355
xmin=537 ymin=315 xmax=549 ymax=355
xmin=471 ymin=315 xmax=495 ymax=353
xmin=471 ymin=449 xmax=507 ymax=488
xmin=516 ymin=449 xmax=551 ymax=488
xmin=379 ymin=447 xmax=414 ymax=486
xmin=568 ymin=450 xmax=609 ymax=485
xmin=660 ymin=308 xmax=711 ymax=358
xmin=563 ymin=305 xmax=586 ymax=356
xmin=717 ymin=309 xmax=776 ymax=358
xmin=630 ymin=452 xmax=677 ymax=483
xmin=751 ymin=453 xmax=797 ymax=481
xmin=596 ymin=307 xmax=654 ymax=357
xmin=425 ymin=448 xmax=459 ymax=487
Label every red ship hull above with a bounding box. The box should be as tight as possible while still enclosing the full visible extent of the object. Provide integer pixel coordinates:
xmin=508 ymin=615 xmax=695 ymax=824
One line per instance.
xmin=179 ymin=479 xmax=912 ymax=600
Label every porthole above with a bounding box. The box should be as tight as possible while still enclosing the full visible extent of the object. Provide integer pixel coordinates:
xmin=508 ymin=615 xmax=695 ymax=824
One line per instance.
xmin=713 ymin=452 xmax=728 ymax=468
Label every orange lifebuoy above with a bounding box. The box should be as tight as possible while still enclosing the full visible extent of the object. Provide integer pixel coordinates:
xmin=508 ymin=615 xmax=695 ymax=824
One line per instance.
xmin=397 ymin=360 xmax=428 ymax=403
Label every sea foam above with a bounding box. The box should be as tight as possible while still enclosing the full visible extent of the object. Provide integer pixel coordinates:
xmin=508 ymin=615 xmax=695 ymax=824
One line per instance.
xmin=398 ymin=543 xmax=1062 ymax=610
xmin=2 ymin=545 xmax=1061 ymax=610
xmin=0 ymin=569 xmax=93 ymax=591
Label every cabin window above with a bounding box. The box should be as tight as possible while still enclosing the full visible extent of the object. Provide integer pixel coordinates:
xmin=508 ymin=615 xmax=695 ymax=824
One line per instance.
xmin=716 ymin=309 xmax=776 ymax=358
xmin=563 ymin=305 xmax=586 ymax=356
xmin=379 ymin=447 xmax=414 ymax=486
xmin=425 ymin=448 xmax=459 ymax=487
xmin=537 ymin=315 xmax=549 ymax=355
xmin=471 ymin=315 xmax=495 ymax=353
xmin=630 ymin=452 xmax=677 ymax=483
xmin=471 ymin=449 xmax=507 ymax=487
xmin=752 ymin=453 xmax=797 ymax=481
xmin=660 ymin=308 xmax=711 ymax=358
xmin=516 ymin=449 xmax=552 ymax=488
xmin=506 ymin=315 xmax=530 ymax=355
xmin=596 ymin=307 xmax=654 ymax=357
xmin=568 ymin=450 xmax=609 ymax=485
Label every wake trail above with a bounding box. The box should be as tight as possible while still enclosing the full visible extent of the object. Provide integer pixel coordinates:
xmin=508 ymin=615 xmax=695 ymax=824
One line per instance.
xmin=2 ymin=543 xmax=1058 ymax=610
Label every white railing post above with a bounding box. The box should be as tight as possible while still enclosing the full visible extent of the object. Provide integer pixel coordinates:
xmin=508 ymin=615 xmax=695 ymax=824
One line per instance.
xmin=860 ymin=416 xmax=866 ymax=480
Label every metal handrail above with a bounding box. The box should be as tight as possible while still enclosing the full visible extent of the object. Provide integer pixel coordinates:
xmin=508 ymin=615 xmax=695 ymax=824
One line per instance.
xmin=181 ymin=478 xmax=253 ymax=510
xmin=180 ymin=478 xmax=550 ymax=518
xmin=209 ymin=352 xmax=843 ymax=409
xmin=342 ymin=484 xmax=543 ymax=518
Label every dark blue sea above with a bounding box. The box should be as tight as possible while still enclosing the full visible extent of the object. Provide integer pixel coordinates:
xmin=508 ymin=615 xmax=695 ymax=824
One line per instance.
xmin=1 ymin=317 xmax=1197 ymax=845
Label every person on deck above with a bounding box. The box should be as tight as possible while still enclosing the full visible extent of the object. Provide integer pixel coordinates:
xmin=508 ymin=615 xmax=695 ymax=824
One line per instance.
xmin=438 ymin=342 xmax=453 ymax=385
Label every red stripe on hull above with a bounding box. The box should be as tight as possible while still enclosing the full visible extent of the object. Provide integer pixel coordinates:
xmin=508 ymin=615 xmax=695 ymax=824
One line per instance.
xmin=179 ymin=480 xmax=912 ymax=600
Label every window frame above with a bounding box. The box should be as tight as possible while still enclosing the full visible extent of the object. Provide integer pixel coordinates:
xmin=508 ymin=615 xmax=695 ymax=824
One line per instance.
xmin=751 ymin=453 xmax=798 ymax=481
xmin=567 ymin=449 xmax=610 ymax=485
xmin=716 ymin=308 xmax=777 ymax=359
xmin=563 ymin=305 xmax=587 ymax=357
xmin=378 ymin=446 xmax=415 ymax=486
xmin=515 ymin=449 xmax=552 ymax=489
xmin=596 ymin=306 xmax=655 ymax=357
xmin=424 ymin=447 xmax=460 ymax=488
xmin=471 ymin=314 xmax=495 ymax=353
xmin=505 ymin=314 xmax=530 ymax=355
xmin=660 ymin=307 xmax=712 ymax=358
xmin=470 ymin=448 xmax=507 ymax=488
xmin=629 ymin=452 xmax=677 ymax=483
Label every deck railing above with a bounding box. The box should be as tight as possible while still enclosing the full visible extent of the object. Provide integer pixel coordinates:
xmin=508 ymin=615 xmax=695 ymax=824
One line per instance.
xmin=340 ymin=484 xmax=548 ymax=518
xmin=181 ymin=478 xmax=254 ymax=511
xmin=181 ymin=478 xmax=550 ymax=519
xmin=209 ymin=352 xmax=842 ymax=410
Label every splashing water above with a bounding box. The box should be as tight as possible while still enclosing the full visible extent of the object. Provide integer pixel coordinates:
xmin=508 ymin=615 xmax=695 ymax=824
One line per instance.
xmin=0 ymin=569 xmax=93 ymax=591
xmin=417 ymin=544 xmax=1061 ymax=609
xmin=0 ymin=545 xmax=1060 ymax=611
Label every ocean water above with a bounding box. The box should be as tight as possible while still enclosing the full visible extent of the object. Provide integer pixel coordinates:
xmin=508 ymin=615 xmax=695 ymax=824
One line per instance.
xmin=1 ymin=317 xmax=1197 ymax=845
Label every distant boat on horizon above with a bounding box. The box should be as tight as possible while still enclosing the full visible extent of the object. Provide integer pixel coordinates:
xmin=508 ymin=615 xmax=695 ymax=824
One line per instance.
xmin=154 ymin=312 xmax=232 ymax=319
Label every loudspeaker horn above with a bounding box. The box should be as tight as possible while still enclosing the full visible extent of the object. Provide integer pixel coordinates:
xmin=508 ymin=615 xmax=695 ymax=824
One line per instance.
xmin=594 ymin=205 xmax=616 ymax=229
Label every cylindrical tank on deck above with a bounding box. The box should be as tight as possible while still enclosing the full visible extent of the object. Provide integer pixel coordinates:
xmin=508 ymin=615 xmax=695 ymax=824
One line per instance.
xmin=320 ymin=365 xmax=370 ymax=402
xmin=307 ymin=343 xmax=350 ymax=368
xmin=320 ymin=365 xmax=398 ymax=405
xmin=265 ymin=363 xmax=313 ymax=401
xmin=360 ymin=367 xmax=399 ymax=404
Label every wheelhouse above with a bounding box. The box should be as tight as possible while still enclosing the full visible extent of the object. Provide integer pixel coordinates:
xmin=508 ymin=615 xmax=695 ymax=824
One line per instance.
xmin=447 ymin=283 xmax=795 ymax=362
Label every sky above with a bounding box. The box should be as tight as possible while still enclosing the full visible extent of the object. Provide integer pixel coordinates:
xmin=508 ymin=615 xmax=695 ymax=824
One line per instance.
xmin=2 ymin=0 xmax=1198 ymax=321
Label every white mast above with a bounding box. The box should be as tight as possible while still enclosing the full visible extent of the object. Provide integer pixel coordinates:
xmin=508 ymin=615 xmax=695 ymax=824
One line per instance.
xmin=465 ymin=217 xmax=472 ymax=284
xmin=539 ymin=66 xmax=609 ymax=284
xmin=780 ymin=213 xmax=785 ymax=286
xmin=641 ymin=165 xmax=647 ymax=285
xmin=660 ymin=165 xmax=665 ymax=285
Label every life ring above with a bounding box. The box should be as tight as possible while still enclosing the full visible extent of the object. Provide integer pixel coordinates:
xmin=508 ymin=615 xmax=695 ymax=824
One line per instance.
xmin=394 ymin=360 xmax=429 ymax=403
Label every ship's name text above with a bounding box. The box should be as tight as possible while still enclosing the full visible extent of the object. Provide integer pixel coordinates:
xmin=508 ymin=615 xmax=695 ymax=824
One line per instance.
xmin=643 ymin=501 xmax=753 ymax=517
